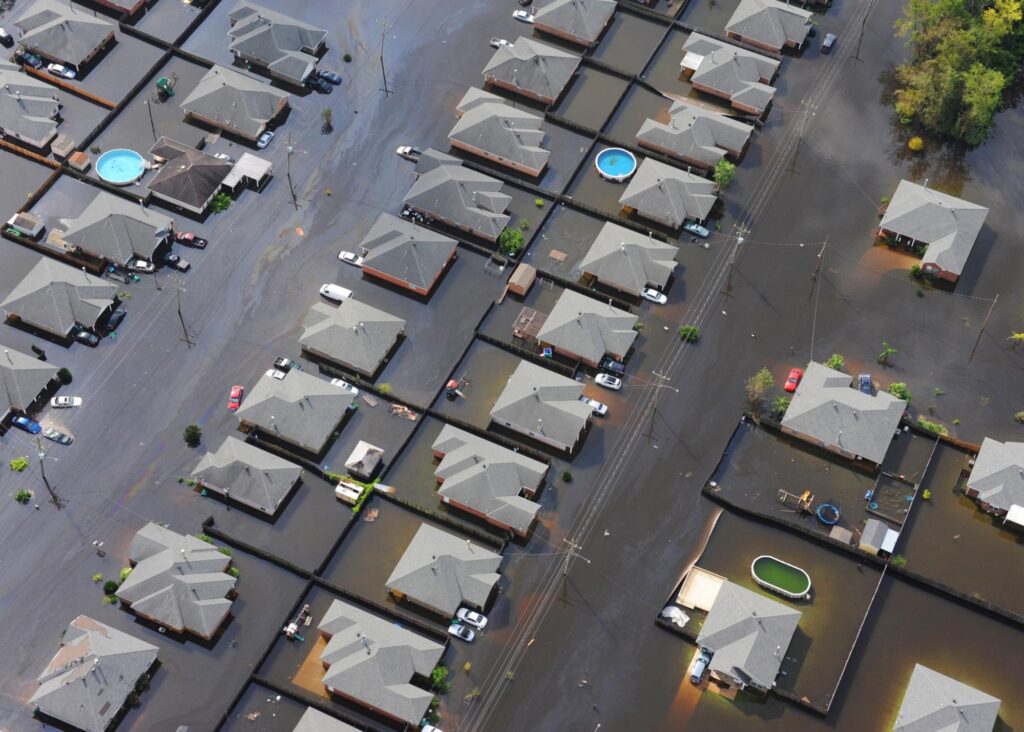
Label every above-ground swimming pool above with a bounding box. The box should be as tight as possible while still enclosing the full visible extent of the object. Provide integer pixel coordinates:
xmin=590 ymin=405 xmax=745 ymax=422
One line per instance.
xmin=595 ymin=147 xmax=637 ymax=182
xmin=96 ymin=149 xmax=146 ymax=185
xmin=751 ymin=555 xmax=812 ymax=600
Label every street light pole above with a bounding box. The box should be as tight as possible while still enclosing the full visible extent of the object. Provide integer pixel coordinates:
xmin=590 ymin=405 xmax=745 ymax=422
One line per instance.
xmin=144 ymin=100 xmax=157 ymax=142
xmin=285 ymin=133 xmax=298 ymax=211
xmin=35 ymin=437 xmax=65 ymax=510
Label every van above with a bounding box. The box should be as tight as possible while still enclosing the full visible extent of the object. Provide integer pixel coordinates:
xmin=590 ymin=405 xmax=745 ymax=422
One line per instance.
xmin=319 ymin=283 xmax=353 ymax=303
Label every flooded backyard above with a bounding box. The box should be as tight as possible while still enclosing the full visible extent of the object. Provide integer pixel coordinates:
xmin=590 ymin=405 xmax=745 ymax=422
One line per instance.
xmin=591 ymin=12 xmax=668 ymax=76
xmin=553 ymin=67 xmax=630 ymax=133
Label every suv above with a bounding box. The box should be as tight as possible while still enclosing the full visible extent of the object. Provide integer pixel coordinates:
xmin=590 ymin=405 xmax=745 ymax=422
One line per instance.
xmin=16 ymin=50 xmax=43 ymax=69
xmin=599 ymin=356 xmax=626 ymax=375
xmin=306 ymin=75 xmax=332 ymax=94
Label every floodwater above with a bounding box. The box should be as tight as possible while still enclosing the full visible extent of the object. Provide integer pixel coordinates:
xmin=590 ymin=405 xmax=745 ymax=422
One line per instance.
xmin=221 ymin=680 xmax=310 ymax=732
xmin=524 ymin=205 xmax=609 ymax=281
xmin=604 ymin=85 xmax=673 ymax=147
xmin=554 ymin=67 xmax=630 ymax=132
xmin=591 ymin=12 xmax=668 ymax=76
xmin=432 ymin=339 xmax=524 ymax=431
xmin=131 ymin=0 xmax=205 ymax=46
xmin=680 ymin=0 xmax=743 ymax=35
xmin=566 ymin=147 xmax=648 ymax=220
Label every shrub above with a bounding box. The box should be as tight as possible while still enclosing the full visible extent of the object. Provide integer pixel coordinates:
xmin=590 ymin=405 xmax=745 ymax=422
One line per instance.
xmin=183 ymin=423 xmax=202 ymax=447
xmin=823 ymin=353 xmax=845 ymax=371
xmin=89 ymin=145 xmax=101 ymax=154
xmin=907 ymin=136 xmax=924 ymax=151
xmin=343 ymin=53 xmax=353 ymax=63
xmin=92 ymin=573 xmax=103 ymax=583
xmin=877 ymin=341 xmax=897 ymax=365
xmin=102 ymin=580 xmax=120 ymax=595
xmin=498 ymin=227 xmax=525 ymax=256
xmin=952 ymin=418 xmax=960 ymax=425
xmin=890 ymin=555 xmax=907 ymax=569
xmin=678 ymin=325 xmax=700 ymax=343
xmin=770 ymin=396 xmax=790 ymax=418
xmin=534 ymin=198 xmax=545 ymax=207
xmin=378 ymin=383 xmax=393 ymax=395
xmin=714 ymin=159 xmax=736 ymax=189
xmin=430 ymin=666 xmax=449 ymax=691
xmin=57 ymin=367 xmax=73 ymax=385
xmin=745 ymin=367 xmax=774 ymax=415
xmin=103 ymin=594 xmax=118 ymax=605
xmin=119 ymin=567 xmax=133 ymax=582
xmin=518 ymin=218 xmax=530 ymax=231
xmin=14 ymin=489 xmax=32 ymax=505
xmin=922 ymin=489 xmax=932 ymax=500
xmin=916 ymin=416 xmax=948 ymax=436
xmin=227 ymin=566 xmax=240 ymax=578
xmin=933 ymin=387 xmax=943 ymax=397
xmin=9 ymin=457 xmax=29 ymax=472
xmin=196 ymin=533 xmax=214 ymax=544
xmin=218 ymin=546 xmax=232 ymax=557
xmin=562 ymin=471 xmax=573 ymax=483
xmin=464 ymin=687 xmax=481 ymax=703
xmin=1015 ymin=411 xmax=1024 ymax=424
xmin=463 ymin=661 xmax=472 ymax=674
xmin=888 ymin=382 xmax=910 ymax=402
xmin=210 ymin=192 xmax=232 ymax=214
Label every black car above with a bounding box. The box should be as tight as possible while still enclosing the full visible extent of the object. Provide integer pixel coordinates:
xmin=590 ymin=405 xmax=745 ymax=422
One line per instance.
xmin=306 ymin=75 xmax=332 ymax=94
xmin=73 ymin=327 xmax=99 ymax=347
xmin=164 ymin=253 xmax=191 ymax=272
xmin=104 ymin=307 xmax=126 ymax=332
xmin=316 ymin=69 xmax=343 ymax=85
xmin=599 ymin=356 xmax=626 ymax=375
xmin=16 ymin=50 xmax=43 ymax=69
xmin=43 ymin=427 xmax=73 ymax=445
xmin=273 ymin=357 xmax=302 ymax=372
xmin=174 ymin=231 xmax=208 ymax=249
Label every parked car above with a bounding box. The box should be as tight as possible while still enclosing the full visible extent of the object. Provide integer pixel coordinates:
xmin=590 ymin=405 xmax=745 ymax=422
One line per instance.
xmin=490 ymin=37 xmax=511 ymax=49
xmin=0 ymin=27 xmax=13 ymax=47
xmin=821 ymin=32 xmax=837 ymax=54
xmin=338 ymin=250 xmax=364 ymax=267
xmin=12 ymin=415 xmax=41 ymax=434
xmin=256 ymin=130 xmax=275 ymax=149
xmin=456 ymin=608 xmax=488 ymax=629
xmin=599 ymin=356 xmax=626 ymax=375
xmin=16 ymin=50 xmax=43 ymax=69
xmin=46 ymin=63 xmax=76 ymax=80
xmin=212 ymin=152 xmax=235 ymax=163
xmin=690 ymin=650 xmax=712 ymax=684
xmin=329 ymin=378 xmax=360 ymax=396
xmin=266 ymin=369 xmax=287 ymax=380
xmin=43 ymin=427 xmax=73 ymax=445
xmin=641 ymin=287 xmax=667 ymax=305
xmin=227 ymin=385 xmax=244 ymax=411
xmin=683 ymin=221 xmax=710 ymax=238
xmin=73 ymin=327 xmax=99 ymax=347
xmin=395 ymin=145 xmax=422 ymax=161
xmin=50 ymin=396 xmax=82 ymax=409
xmin=163 ymin=252 xmax=191 ymax=272
xmin=103 ymin=307 xmax=126 ymax=332
xmin=306 ymin=75 xmax=332 ymax=94
xmin=512 ymin=10 xmax=535 ymax=23
xmin=595 ymin=373 xmax=622 ymax=391
xmin=448 ymin=623 xmax=475 ymax=642
xmin=858 ymin=373 xmax=873 ymax=395
xmin=174 ymin=231 xmax=208 ymax=248
xmin=274 ymin=357 xmax=302 ymax=372
xmin=519 ymin=0 xmax=534 ymax=5
xmin=128 ymin=258 xmax=155 ymax=273
xmin=579 ymin=396 xmax=608 ymax=417
xmin=784 ymin=367 xmax=804 ymax=393
xmin=316 ymin=68 xmax=343 ymax=85
xmin=320 ymin=283 xmax=353 ymax=302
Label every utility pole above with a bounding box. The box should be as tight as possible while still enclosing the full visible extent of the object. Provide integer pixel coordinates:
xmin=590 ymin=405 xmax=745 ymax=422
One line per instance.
xmin=560 ymin=537 xmax=588 ymax=608
xmin=809 ymin=236 xmax=828 ymax=300
xmin=285 ymin=133 xmax=298 ymax=211
xmin=379 ymin=16 xmax=392 ymax=97
xmin=722 ymin=231 xmax=744 ymax=299
xmin=176 ymin=281 xmax=194 ymax=349
xmin=853 ymin=8 xmax=870 ymax=63
xmin=35 ymin=438 xmax=65 ymax=510
xmin=969 ymin=294 xmax=998 ymax=363
xmin=144 ymin=100 xmax=157 ymax=142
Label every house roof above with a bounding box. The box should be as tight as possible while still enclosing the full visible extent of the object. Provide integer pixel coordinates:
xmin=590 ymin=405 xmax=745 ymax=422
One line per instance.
xmin=180 ymin=64 xmax=289 ymax=139
xmin=62 ymin=191 xmax=173 ymax=264
xmin=697 ymin=580 xmax=801 ymax=690
xmin=227 ymin=2 xmax=326 ymax=85
xmin=894 ymin=664 xmax=1001 ymax=732
xmin=880 ymin=180 xmax=989 ymax=278
xmin=967 ymin=437 xmax=1024 ymax=514
xmin=221 ymin=151 xmax=273 ymax=189
xmin=358 ymin=212 xmax=457 ymax=293
xmin=433 ymin=425 xmax=546 ymax=535
xmin=1 ymin=257 xmax=116 ymax=337
xmin=781 ymin=362 xmax=906 ymax=465
xmin=386 ymin=523 xmax=502 ymax=616
xmin=192 ymin=435 xmax=302 ymax=515
xmin=860 ymin=518 xmax=889 ymax=547
xmin=116 ymin=523 xmax=236 ymax=638
xmin=537 ymin=289 xmax=637 ymax=363
xmin=15 ymin=0 xmax=113 ymax=67
xmin=534 ymin=0 xmax=616 ymax=45
xmin=490 ymin=360 xmax=591 ymax=449
xmin=403 ymin=154 xmax=511 ymax=240
xmin=725 ymin=0 xmax=812 ymax=50
xmin=637 ymin=99 xmax=753 ymax=167
xmin=300 ymin=300 xmax=405 ymax=377
xmin=682 ymin=33 xmax=779 ymax=114
xmin=147 ymin=137 xmax=233 ymax=211
xmin=293 ymin=707 xmax=359 ymax=732
xmin=0 ymin=343 xmax=58 ymax=418
xmin=483 ymin=36 xmax=581 ymax=103
xmin=31 ymin=615 xmax=158 ymax=732
xmin=579 ymin=221 xmax=677 ymax=296
xmin=235 ymin=368 xmax=354 ymax=454
xmin=619 ymin=158 xmax=717 ymax=227
xmin=450 ymin=87 xmax=550 ymax=173
xmin=0 ymin=60 xmax=61 ymax=147
xmin=318 ymin=599 xmax=444 ymax=726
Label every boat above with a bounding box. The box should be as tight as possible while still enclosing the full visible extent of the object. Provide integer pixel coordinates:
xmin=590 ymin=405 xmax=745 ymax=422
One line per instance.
xmin=816 ymin=503 xmax=840 ymax=525
xmin=751 ymin=555 xmax=812 ymax=600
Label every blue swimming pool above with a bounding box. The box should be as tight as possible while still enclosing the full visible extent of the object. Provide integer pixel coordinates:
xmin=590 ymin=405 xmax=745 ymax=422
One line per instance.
xmin=595 ymin=147 xmax=637 ymax=182
xmin=96 ymin=149 xmax=146 ymax=185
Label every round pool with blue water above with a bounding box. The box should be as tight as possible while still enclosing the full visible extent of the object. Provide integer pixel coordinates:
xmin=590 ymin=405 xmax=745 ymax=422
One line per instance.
xmin=96 ymin=149 xmax=146 ymax=186
xmin=595 ymin=147 xmax=637 ymax=182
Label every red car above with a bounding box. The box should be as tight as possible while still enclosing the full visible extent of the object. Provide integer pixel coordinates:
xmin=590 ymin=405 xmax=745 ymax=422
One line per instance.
xmin=228 ymin=385 xmax=244 ymax=410
xmin=784 ymin=368 xmax=803 ymax=393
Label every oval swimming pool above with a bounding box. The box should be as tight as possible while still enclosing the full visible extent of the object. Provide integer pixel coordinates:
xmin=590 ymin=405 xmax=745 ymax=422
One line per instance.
xmin=595 ymin=147 xmax=637 ymax=182
xmin=96 ymin=149 xmax=146 ymax=186
xmin=751 ymin=555 xmax=812 ymax=600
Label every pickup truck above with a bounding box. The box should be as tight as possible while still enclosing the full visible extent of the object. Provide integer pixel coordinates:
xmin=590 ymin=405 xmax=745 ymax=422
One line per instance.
xmin=395 ymin=145 xmax=422 ymax=162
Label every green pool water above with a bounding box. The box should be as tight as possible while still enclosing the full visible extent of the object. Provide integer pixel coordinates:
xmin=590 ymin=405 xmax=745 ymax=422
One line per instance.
xmin=752 ymin=555 xmax=811 ymax=596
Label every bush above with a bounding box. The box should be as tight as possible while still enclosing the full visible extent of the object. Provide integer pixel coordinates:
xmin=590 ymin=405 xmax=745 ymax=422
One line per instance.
xmin=227 ymin=566 xmax=240 ymax=578
xmin=917 ymin=416 xmax=949 ymax=436
xmin=463 ymin=661 xmax=472 ymax=673
xmin=210 ymin=192 xmax=232 ymax=214
xmin=218 ymin=546 xmax=232 ymax=557
xmin=922 ymin=489 xmax=932 ymax=500
xmin=9 ymin=457 xmax=29 ymax=472
xmin=770 ymin=396 xmax=790 ymax=418
xmin=745 ymin=367 xmax=774 ymax=415
xmin=430 ymin=665 xmax=449 ymax=691
xmin=92 ymin=573 xmax=103 ymax=583
xmin=534 ymin=198 xmax=545 ymax=207
xmin=119 ymin=567 xmax=133 ymax=582
xmin=196 ymin=533 xmax=214 ymax=544
xmin=498 ymin=227 xmax=525 ymax=257
xmin=714 ymin=159 xmax=736 ymax=189
xmin=102 ymin=580 xmax=119 ymax=595
xmin=518 ymin=218 xmax=530 ymax=231
xmin=907 ymin=136 xmax=924 ymax=151
xmin=343 ymin=53 xmax=353 ymax=63
xmin=57 ymin=367 xmax=73 ymax=385
xmin=89 ymin=145 xmax=101 ymax=154
xmin=103 ymin=594 xmax=118 ymax=605
xmin=823 ymin=353 xmax=845 ymax=371
xmin=1015 ymin=411 xmax=1024 ymax=424
xmin=183 ymin=423 xmax=202 ymax=447
xmin=14 ymin=489 xmax=32 ymax=505
xmin=877 ymin=341 xmax=897 ymax=365
xmin=678 ymin=325 xmax=700 ymax=343
xmin=890 ymin=555 xmax=907 ymax=569
xmin=562 ymin=471 xmax=573 ymax=483
xmin=379 ymin=383 xmax=393 ymax=395
xmin=888 ymin=382 xmax=910 ymax=402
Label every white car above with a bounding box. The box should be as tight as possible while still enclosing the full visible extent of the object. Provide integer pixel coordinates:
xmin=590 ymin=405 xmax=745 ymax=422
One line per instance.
xmin=128 ymin=258 xmax=155 ymax=273
xmin=265 ymin=369 xmax=287 ymax=380
xmin=46 ymin=63 xmax=76 ymax=80
xmin=212 ymin=152 xmax=235 ymax=163
xmin=330 ymin=378 xmax=360 ymax=396
xmin=456 ymin=608 xmax=488 ymax=629
xmin=448 ymin=623 xmax=475 ymax=642
xmin=395 ymin=145 xmax=422 ymax=161
xmin=256 ymin=130 xmax=275 ymax=149
xmin=338 ymin=250 xmax=364 ymax=267
xmin=513 ymin=10 xmax=535 ymax=23
xmin=319 ymin=283 xmax=353 ymax=302
xmin=50 ymin=395 xmax=83 ymax=408
xmin=641 ymin=288 xmax=667 ymax=305
xmin=595 ymin=373 xmax=622 ymax=391
xmin=578 ymin=396 xmax=608 ymax=417
xmin=490 ymin=37 xmax=511 ymax=49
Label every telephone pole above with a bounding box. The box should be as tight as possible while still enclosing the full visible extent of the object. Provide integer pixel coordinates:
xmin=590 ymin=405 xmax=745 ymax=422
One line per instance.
xmin=35 ymin=438 xmax=65 ymax=510
xmin=379 ymin=17 xmax=392 ymax=97
xmin=285 ymin=133 xmax=298 ymax=211
xmin=969 ymin=294 xmax=998 ymax=363
xmin=176 ymin=281 xmax=194 ymax=349
xmin=809 ymin=236 xmax=828 ymax=300
xmin=560 ymin=537 xmax=589 ymax=608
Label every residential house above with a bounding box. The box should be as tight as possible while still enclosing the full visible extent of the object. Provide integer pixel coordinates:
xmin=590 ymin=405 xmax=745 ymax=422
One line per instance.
xmin=483 ymin=36 xmax=581 ymax=106
xmin=879 ymin=180 xmax=989 ymax=284
xmin=680 ymin=33 xmax=780 ymax=116
xmin=60 ymin=191 xmax=173 ymax=268
xmin=636 ymin=99 xmax=753 ymax=169
xmin=386 ymin=523 xmax=503 ymax=617
xmin=619 ymin=158 xmax=717 ymax=229
xmin=725 ymin=0 xmax=813 ymax=53
xmin=1 ymin=258 xmax=117 ymax=341
xmin=964 ymin=437 xmax=1024 ymax=520
xmin=357 ymin=212 xmax=458 ymax=296
xmin=579 ymin=221 xmax=677 ymax=297
xmin=490 ymin=360 xmax=592 ymax=453
xmin=894 ymin=664 xmax=1001 ymax=732
xmin=449 ymin=87 xmax=550 ymax=177
xmin=534 ymin=0 xmax=616 ymax=48
xmin=432 ymin=424 xmax=547 ymax=537
xmin=536 ymin=289 xmax=637 ymax=367
xmin=293 ymin=707 xmax=358 ymax=732
xmin=116 ymin=522 xmax=237 ymax=640
xmin=31 ymin=616 xmax=158 ymax=732
xmin=147 ymin=138 xmax=233 ymax=215
xmin=227 ymin=1 xmax=327 ymax=86
xmin=192 ymin=435 xmax=303 ymax=517
xmin=780 ymin=361 xmax=907 ymax=468
xmin=15 ymin=0 xmax=115 ymax=71
xmin=317 ymin=599 xmax=444 ymax=726
xmin=299 ymin=299 xmax=406 ymax=379
xmin=0 ymin=344 xmax=59 ymax=423
xmin=180 ymin=64 xmax=289 ymax=142
xmin=0 ymin=60 xmax=62 ymax=150
xmin=696 ymin=580 xmax=801 ymax=695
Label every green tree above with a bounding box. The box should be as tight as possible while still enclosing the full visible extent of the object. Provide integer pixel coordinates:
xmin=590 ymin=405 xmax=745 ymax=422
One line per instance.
xmin=878 ymin=342 xmax=898 ymax=366
xmin=714 ymin=159 xmax=736 ymax=189
xmin=745 ymin=367 xmax=774 ymax=416
xmin=430 ymin=666 xmax=450 ymax=691
xmin=770 ymin=396 xmax=790 ymax=418
xmin=823 ymin=353 xmax=845 ymax=371
xmin=183 ymin=423 xmax=202 ymax=447
xmin=57 ymin=367 xmax=73 ymax=385
xmin=9 ymin=457 xmax=29 ymax=472
xmin=498 ymin=227 xmax=525 ymax=256
xmin=889 ymin=382 xmax=911 ymax=402
xmin=678 ymin=325 xmax=700 ymax=343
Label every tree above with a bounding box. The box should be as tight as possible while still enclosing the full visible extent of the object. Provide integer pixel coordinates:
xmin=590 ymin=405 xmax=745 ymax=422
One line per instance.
xmin=714 ymin=159 xmax=736 ymax=189
xmin=321 ymin=107 xmax=333 ymax=133
xmin=498 ymin=227 xmax=525 ymax=257
xmin=823 ymin=353 xmax=845 ymax=371
xmin=430 ymin=666 xmax=450 ymax=691
xmin=678 ymin=325 xmax=700 ymax=343
xmin=745 ymin=367 xmax=774 ymax=416
xmin=183 ymin=423 xmax=202 ymax=447
xmin=770 ymin=396 xmax=790 ymax=418
xmin=878 ymin=342 xmax=898 ymax=366
xmin=210 ymin=193 xmax=232 ymax=213
xmin=9 ymin=457 xmax=29 ymax=472
xmin=57 ymin=367 xmax=73 ymax=385
xmin=889 ymin=382 xmax=911 ymax=402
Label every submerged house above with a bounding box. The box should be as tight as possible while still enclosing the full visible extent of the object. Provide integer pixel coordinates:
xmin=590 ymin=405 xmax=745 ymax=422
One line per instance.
xmin=724 ymin=0 xmax=812 ymax=53
xmin=299 ymin=299 xmax=406 ymax=379
xmin=536 ymin=288 xmax=638 ymax=368
xmin=680 ymin=33 xmax=779 ymax=117
xmin=1 ymin=258 xmax=117 ymax=341
xmin=579 ymin=221 xmax=677 ymax=297
xmin=449 ymin=87 xmax=550 ymax=177
xmin=0 ymin=343 xmax=59 ymax=423
xmin=227 ymin=1 xmax=327 ymax=86
xmin=180 ymin=64 xmax=289 ymax=142
xmin=294 ymin=708 xmax=358 ymax=732
xmin=357 ymin=212 xmax=458 ymax=296
xmin=636 ymin=99 xmax=753 ymax=170
xmin=894 ymin=664 xmax=1001 ymax=732
xmin=483 ymin=36 xmax=581 ymax=106
xmin=0 ymin=60 xmax=62 ymax=150
xmin=490 ymin=360 xmax=592 ymax=453
xmin=61 ymin=191 xmax=173 ymax=268
xmin=534 ymin=0 xmax=616 ymax=47
xmin=192 ymin=435 xmax=303 ymax=517
xmin=15 ymin=0 xmax=115 ymax=71
xmin=964 ymin=437 xmax=1024 ymax=523
xmin=147 ymin=138 xmax=233 ymax=215
xmin=619 ymin=158 xmax=717 ymax=229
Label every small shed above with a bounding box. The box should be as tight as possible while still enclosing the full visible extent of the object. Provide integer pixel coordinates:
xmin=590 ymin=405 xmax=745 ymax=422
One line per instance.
xmin=51 ymin=134 xmax=76 ymax=160
xmin=68 ymin=151 xmax=91 ymax=172
xmin=508 ymin=263 xmax=536 ymax=296
xmin=345 ymin=440 xmax=384 ymax=481
xmin=1004 ymin=504 xmax=1024 ymax=529
xmin=5 ymin=212 xmax=45 ymax=240
xmin=860 ymin=518 xmax=899 ymax=556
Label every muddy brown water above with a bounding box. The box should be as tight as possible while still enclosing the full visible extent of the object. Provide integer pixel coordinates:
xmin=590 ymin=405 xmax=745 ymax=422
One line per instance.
xmin=592 ymin=12 xmax=669 ymax=76
xmin=555 ymin=67 xmax=631 ymax=132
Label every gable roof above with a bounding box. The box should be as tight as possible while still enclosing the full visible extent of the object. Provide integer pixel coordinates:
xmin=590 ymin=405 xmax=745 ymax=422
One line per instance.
xmin=967 ymin=437 xmax=1024 ymax=514
xmin=450 ymin=87 xmax=550 ymax=174
xmin=116 ymin=523 xmax=236 ymax=638
xmin=880 ymin=180 xmax=989 ymax=278
xmin=1 ymin=258 xmax=116 ymax=337
xmin=534 ymin=0 xmax=616 ymax=45
xmin=894 ymin=664 xmax=1001 ymax=732
xmin=697 ymin=580 xmax=801 ymax=690
xmin=31 ymin=615 xmax=158 ymax=732
xmin=483 ymin=36 xmax=581 ymax=103
xmin=227 ymin=2 xmax=327 ymax=85
xmin=180 ymin=64 xmax=289 ymax=139
xmin=725 ymin=0 xmax=812 ymax=50
xmin=300 ymin=300 xmax=406 ymax=377
xmin=15 ymin=0 xmax=113 ymax=67
xmin=358 ymin=212 xmax=458 ymax=293
xmin=637 ymin=99 xmax=753 ymax=167
xmin=192 ymin=435 xmax=302 ymax=516
xmin=619 ymin=158 xmax=717 ymax=227
xmin=537 ymin=288 xmax=637 ymax=363
xmin=579 ymin=221 xmax=677 ymax=296
xmin=147 ymin=137 xmax=233 ymax=212
xmin=318 ymin=599 xmax=444 ymax=725
xmin=403 ymin=154 xmax=511 ymax=240
xmin=62 ymin=191 xmax=173 ymax=264
xmin=293 ymin=707 xmax=359 ymax=732
xmin=0 ymin=60 xmax=61 ymax=148
xmin=433 ymin=425 xmax=546 ymax=535
xmin=386 ymin=523 xmax=502 ymax=616
xmin=0 ymin=343 xmax=58 ymax=418
xmin=682 ymin=33 xmax=779 ymax=114
xmin=490 ymin=360 xmax=591 ymax=449
xmin=781 ymin=361 xmax=906 ymax=465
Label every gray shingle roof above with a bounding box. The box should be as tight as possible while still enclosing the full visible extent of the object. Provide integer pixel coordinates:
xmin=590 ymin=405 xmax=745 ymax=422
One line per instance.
xmin=433 ymin=425 xmax=546 ymax=535
xmin=15 ymin=0 xmax=113 ymax=67
xmin=1 ymin=258 xmax=116 ymax=337
xmin=619 ymin=158 xmax=717 ymax=228
xmin=491 ymin=360 xmax=591 ymax=450
xmin=894 ymin=664 xmax=1001 ymax=732
xmin=147 ymin=137 xmax=233 ymax=212
xmin=450 ymin=87 xmax=550 ymax=174
xmin=880 ymin=180 xmax=989 ymax=278
xmin=300 ymin=300 xmax=406 ymax=378
xmin=967 ymin=437 xmax=1024 ymax=514
xmin=781 ymin=362 xmax=906 ymax=465
xmin=860 ymin=518 xmax=889 ymax=549
xmin=358 ymin=212 xmax=457 ymax=294
xmin=637 ymin=99 xmax=753 ymax=168
xmin=682 ymin=33 xmax=779 ymax=114
xmin=180 ymin=64 xmax=289 ymax=140
xmin=192 ymin=435 xmax=302 ymax=516
xmin=579 ymin=221 xmax=677 ymax=296
xmin=725 ymin=0 xmax=812 ymax=51
xmin=116 ymin=523 xmax=236 ymax=638
xmin=0 ymin=60 xmax=61 ymax=148
xmin=403 ymin=155 xmax=511 ymax=241
xmin=293 ymin=707 xmax=359 ymax=732
xmin=0 ymin=343 xmax=58 ymax=418
xmin=534 ymin=0 xmax=616 ymax=45
xmin=318 ymin=599 xmax=444 ymax=726
xmin=483 ymin=36 xmax=581 ymax=103
xmin=537 ymin=289 xmax=637 ymax=364
xmin=387 ymin=524 xmax=502 ymax=616
xmin=227 ymin=2 xmax=327 ymax=85
xmin=31 ymin=615 xmax=158 ymax=732
xmin=697 ymin=580 xmax=801 ymax=690
xmin=61 ymin=191 xmax=173 ymax=265
xmin=235 ymin=368 xmax=354 ymax=454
